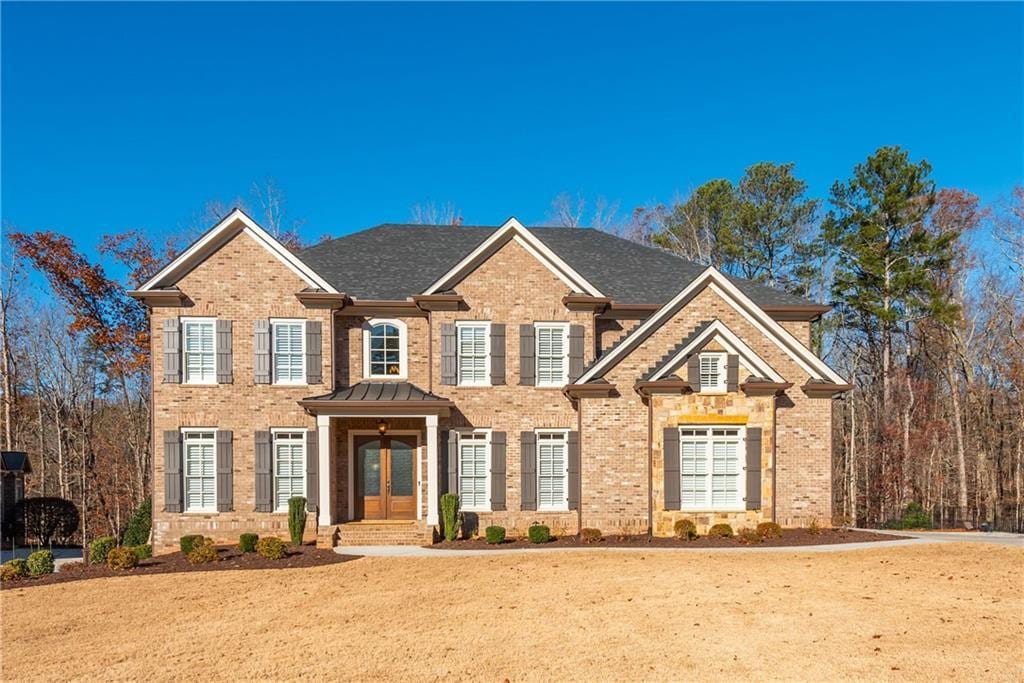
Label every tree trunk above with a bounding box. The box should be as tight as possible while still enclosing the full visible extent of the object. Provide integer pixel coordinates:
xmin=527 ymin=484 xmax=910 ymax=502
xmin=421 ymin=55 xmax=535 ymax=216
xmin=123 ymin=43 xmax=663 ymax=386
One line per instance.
xmin=946 ymin=357 xmax=969 ymax=526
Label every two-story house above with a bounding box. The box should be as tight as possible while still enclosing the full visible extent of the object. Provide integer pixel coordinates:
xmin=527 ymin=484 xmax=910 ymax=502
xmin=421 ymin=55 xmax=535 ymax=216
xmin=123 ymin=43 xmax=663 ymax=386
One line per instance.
xmin=129 ymin=209 xmax=849 ymax=551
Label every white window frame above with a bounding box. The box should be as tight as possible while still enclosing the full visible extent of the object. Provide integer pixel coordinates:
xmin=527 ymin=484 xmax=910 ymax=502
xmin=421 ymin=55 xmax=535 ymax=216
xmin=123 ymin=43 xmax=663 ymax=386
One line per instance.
xmin=699 ymin=352 xmax=727 ymax=393
xmin=456 ymin=321 xmax=491 ymax=386
xmin=181 ymin=428 xmax=217 ymax=513
xmin=455 ymin=429 xmax=491 ymax=512
xmin=271 ymin=318 xmax=307 ymax=385
xmin=182 ymin=317 xmax=217 ymax=385
xmin=535 ymin=429 xmax=570 ymax=511
xmin=534 ymin=322 xmax=570 ymax=387
xmin=678 ymin=425 xmax=746 ymax=512
xmin=362 ymin=318 xmax=408 ymax=380
xmin=271 ymin=428 xmax=307 ymax=512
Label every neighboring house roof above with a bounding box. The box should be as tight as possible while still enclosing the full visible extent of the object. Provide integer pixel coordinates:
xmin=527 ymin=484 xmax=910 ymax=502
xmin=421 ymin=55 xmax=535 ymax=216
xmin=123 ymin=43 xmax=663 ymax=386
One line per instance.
xmin=0 ymin=451 xmax=31 ymax=474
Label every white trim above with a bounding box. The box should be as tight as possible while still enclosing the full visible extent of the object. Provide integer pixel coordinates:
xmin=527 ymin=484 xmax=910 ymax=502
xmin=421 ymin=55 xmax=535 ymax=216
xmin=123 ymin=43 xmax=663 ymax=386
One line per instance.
xmin=698 ymin=352 xmax=728 ymax=394
xmin=452 ymin=428 xmax=493 ymax=512
xmin=347 ymin=429 xmax=423 ymax=522
xmin=534 ymin=321 xmax=570 ymax=387
xmin=576 ymin=266 xmax=846 ymax=385
xmin=270 ymin=318 xmax=307 ymax=385
xmin=270 ymin=429 xmax=307 ymax=512
xmin=181 ymin=317 xmax=217 ymax=385
xmin=534 ymin=429 xmax=570 ymax=512
xmin=456 ymin=321 xmax=491 ymax=386
xmin=181 ymin=428 xmax=218 ymax=513
xmin=648 ymin=319 xmax=785 ymax=384
xmin=426 ymin=415 xmax=439 ymax=525
xmin=362 ymin=318 xmax=408 ymax=380
xmin=318 ymin=420 xmax=332 ymax=526
xmin=422 ymin=217 xmax=603 ymax=297
xmin=678 ymin=424 xmax=746 ymax=513
xmin=138 ymin=208 xmax=337 ymax=293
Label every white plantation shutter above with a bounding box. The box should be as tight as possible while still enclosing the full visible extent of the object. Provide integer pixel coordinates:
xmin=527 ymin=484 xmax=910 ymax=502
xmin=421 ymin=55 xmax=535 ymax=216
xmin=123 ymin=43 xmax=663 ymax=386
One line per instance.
xmin=679 ymin=427 xmax=743 ymax=510
xmin=274 ymin=432 xmax=306 ymax=510
xmin=711 ymin=439 xmax=740 ymax=507
xmin=184 ymin=432 xmax=216 ymax=511
xmin=273 ymin=322 xmax=305 ymax=383
xmin=183 ymin=321 xmax=216 ymax=383
xmin=681 ymin=440 xmax=708 ymax=507
xmin=458 ymin=435 xmax=488 ymax=508
xmin=458 ymin=325 xmax=488 ymax=384
xmin=537 ymin=433 xmax=568 ymax=509
xmin=536 ymin=326 xmax=567 ymax=385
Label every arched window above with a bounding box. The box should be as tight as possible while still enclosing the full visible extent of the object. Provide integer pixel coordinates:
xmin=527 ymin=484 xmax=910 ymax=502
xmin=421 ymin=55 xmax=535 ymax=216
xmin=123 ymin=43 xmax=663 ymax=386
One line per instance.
xmin=364 ymin=319 xmax=407 ymax=378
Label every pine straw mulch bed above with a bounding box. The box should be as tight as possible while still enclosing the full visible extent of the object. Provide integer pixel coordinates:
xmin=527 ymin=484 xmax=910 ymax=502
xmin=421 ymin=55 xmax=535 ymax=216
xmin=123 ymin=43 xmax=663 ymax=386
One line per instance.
xmin=431 ymin=528 xmax=906 ymax=550
xmin=2 ymin=543 xmax=358 ymax=589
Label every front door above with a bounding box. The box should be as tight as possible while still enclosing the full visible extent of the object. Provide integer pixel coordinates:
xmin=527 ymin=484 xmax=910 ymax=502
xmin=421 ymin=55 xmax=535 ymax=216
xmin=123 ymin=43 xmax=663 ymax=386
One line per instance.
xmin=355 ymin=435 xmax=417 ymax=520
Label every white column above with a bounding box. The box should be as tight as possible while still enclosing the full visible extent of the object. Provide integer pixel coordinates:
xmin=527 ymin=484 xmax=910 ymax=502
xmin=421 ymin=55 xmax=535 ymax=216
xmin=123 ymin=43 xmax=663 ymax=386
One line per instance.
xmin=426 ymin=414 xmax=439 ymax=525
xmin=317 ymin=414 xmax=332 ymax=526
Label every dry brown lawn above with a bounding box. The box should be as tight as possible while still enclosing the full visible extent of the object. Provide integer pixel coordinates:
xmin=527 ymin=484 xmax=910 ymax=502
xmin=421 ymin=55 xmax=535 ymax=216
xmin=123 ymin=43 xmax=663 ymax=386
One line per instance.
xmin=2 ymin=543 xmax=1021 ymax=681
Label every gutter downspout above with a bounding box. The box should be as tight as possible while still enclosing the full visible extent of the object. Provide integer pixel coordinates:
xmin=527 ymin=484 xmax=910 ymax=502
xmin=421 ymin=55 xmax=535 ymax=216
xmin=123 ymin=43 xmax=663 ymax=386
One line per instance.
xmin=427 ymin=310 xmax=433 ymax=393
xmin=772 ymin=393 xmax=778 ymax=524
xmin=647 ymin=397 xmax=654 ymax=537
xmin=577 ymin=398 xmax=583 ymax=534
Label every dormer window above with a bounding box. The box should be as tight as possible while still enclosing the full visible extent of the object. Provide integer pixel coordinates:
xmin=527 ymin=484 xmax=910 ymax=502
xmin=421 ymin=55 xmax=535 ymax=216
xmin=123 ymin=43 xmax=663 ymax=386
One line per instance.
xmin=363 ymin=319 xmax=408 ymax=379
xmin=699 ymin=352 xmax=727 ymax=393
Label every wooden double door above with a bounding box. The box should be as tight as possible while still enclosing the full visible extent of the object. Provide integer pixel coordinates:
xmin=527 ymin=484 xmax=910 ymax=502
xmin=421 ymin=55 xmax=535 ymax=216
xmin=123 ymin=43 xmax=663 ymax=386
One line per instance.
xmin=354 ymin=435 xmax=417 ymax=520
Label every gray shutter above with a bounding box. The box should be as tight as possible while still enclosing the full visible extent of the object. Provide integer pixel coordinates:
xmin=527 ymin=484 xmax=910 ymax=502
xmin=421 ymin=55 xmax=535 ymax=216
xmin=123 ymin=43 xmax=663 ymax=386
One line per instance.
xmin=163 ymin=431 xmax=183 ymax=512
xmin=440 ymin=323 xmax=457 ymax=385
xmin=745 ymin=427 xmax=762 ymax=510
xmin=254 ymin=320 xmax=271 ymax=384
xmin=519 ymin=324 xmax=535 ymax=386
xmin=687 ymin=355 xmax=700 ymax=389
xmin=568 ymin=325 xmax=585 ymax=382
xmin=216 ymin=430 xmax=233 ymax=512
xmin=216 ymin=319 xmax=233 ymax=384
xmin=490 ymin=324 xmax=506 ymax=385
xmin=163 ymin=318 xmax=181 ymax=384
xmin=567 ymin=431 xmax=580 ymax=510
xmin=491 ymin=431 xmax=506 ymax=511
xmin=663 ymin=427 xmax=680 ymax=510
xmin=254 ymin=431 xmax=273 ymax=512
xmin=306 ymin=430 xmax=318 ymax=513
xmin=447 ymin=431 xmax=459 ymax=496
xmin=726 ymin=354 xmax=739 ymax=392
xmin=306 ymin=321 xmax=323 ymax=385
xmin=520 ymin=431 xmax=537 ymax=511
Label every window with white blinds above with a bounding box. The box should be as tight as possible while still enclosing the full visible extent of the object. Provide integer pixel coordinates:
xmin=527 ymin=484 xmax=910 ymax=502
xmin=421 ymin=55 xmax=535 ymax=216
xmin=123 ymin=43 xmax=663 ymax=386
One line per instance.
xmin=183 ymin=319 xmax=216 ymax=384
xmin=273 ymin=431 xmax=305 ymax=511
xmin=457 ymin=323 xmax=489 ymax=385
xmin=183 ymin=430 xmax=216 ymax=511
xmin=458 ymin=431 xmax=489 ymax=510
xmin=272 ymin=320 xmax=305 ymax=384
xmin=537 ymin=431 xmax=568 ymax=510
xmin=535 ymin=324 xmax=568 ymax=386
xmin=679 ymin=426 xmax=743 ymax=510
xmin=699 ymin=353 xmax=726 ymax=392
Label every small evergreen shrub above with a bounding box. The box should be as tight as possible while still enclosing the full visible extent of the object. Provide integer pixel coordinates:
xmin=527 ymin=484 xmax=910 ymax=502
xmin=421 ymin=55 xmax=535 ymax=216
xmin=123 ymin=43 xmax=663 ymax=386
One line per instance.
xmin=256 ymin=536 xmax=287 ymax=560
xmin=736 ymin=528 xmax=763 ymax=545
xmin=484 ymin=526 xmax=506 ymax=544
xmin=106 ymin=546 xmax=138 ymax=570
xmin=673 ymin=519 xmax=698 ymax=540
xmin=122 ymin=497 xmax=152 ymax=547
xmin=89 ymin=536 xmax=117 ymax=564
xmin=130 ymin=545 xmax=153 ymax=561
xmin=580 ymin=528 xmax=603 ymax=543
xmin=26 ymin=549 xmax=55 ymax=575
xmin=0 ymin=559 xmax=27 ymax=582
xmin=707 ymin=523 xmax=734 ymax=538
xmin=756 ymin=522 xmax=782 ymax=539
xmin=441 ymin=493 xmax=461 ymax=542
xmin=239 ymin=533 xmax=259 ymax=553
xmin=187 ymin=537 xmax=219 ymax=564
xmin=898 ymin=502 xmax=932 ymax=530
xmin=180 ymin=534 xmax=204 ymax=555
xmin=528 ymin=524 xmax=551 ymax=544
xmin=806 ymin=518 xmax=822 ymax=535
xmin=288 ymin=497 xmax=307 ymax=545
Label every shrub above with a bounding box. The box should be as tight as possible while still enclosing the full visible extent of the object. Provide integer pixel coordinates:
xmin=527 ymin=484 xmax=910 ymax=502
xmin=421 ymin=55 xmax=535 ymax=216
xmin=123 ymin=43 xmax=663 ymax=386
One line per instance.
xmin=239 ymin=533 xmax=259 ymax=553
xmin=122 ymin=497 xmax=152 ymax=547
xmin=130 ymin=545 xmax=153 ymax=561
xmin=484 ymin=526 xmax=506 ymax=544
xmin=0 ymin=559 xmax=27 ymax=582
xmin=736 ymin=528 xmax=763 ymax=545
xmin=187 ymin=537 xmax=219 ymax=564
xmin=256 ymin=536 xmax=287 ymax=560
xmin=179 ymin=534 xmax=204 ymax=555
xmin=288 ymin=497 xmax=307 ymax=545
xmin=106 ymin=546 xmax=138 ymax=571
xmin=580 ymin=528 xmax=603 ymax=543
xmin=528 ymin=524 xmax=551 ymax=544
xmin=673 ymin=519 xmax=698 ymax=541
xmin=26 ymin=549 xmax=55 ymax=576
xmin=89 ymin=535 xmax=117 ymax=564
xmin=756 ymin=522 xmax=783 ymax=539
xmin=441 ymin=493 xmax=461 ymax=542
xmin=898 ymin=502 xmax=932 ymax=530
xmin=707 ymin=523 xmax=734 ymax=538
xmin=807 ymin=518 xmax=822 ymax=535
xmin=13 ymin=497 xmax=79 ymax=546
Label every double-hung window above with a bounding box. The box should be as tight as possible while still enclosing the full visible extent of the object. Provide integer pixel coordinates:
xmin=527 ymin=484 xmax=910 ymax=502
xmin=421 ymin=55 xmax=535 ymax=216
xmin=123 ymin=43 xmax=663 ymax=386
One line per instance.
xmin=457 ymin=322 xmax=490 ymax=385
xmin=273 ymin=430 xmax=306 ymax=512
xmin=182 ymin=319 xmax=216 ymax=384
xmin=535 ymin=323 xmax=569 ymax=387
xmin=699 ymin=352 xmax=726 ymax=393
xmin=679 ymin=426 xmax=744 ymax=510
xmin=458 ymin=431 xmax=490 ymax=510
xmin=537 ymin=431 xmax=568 ymax=510
xmin=272 ymin=320 xmax=305 ymax=384
xmin=183 ymin=430 xmax=216 ymax=512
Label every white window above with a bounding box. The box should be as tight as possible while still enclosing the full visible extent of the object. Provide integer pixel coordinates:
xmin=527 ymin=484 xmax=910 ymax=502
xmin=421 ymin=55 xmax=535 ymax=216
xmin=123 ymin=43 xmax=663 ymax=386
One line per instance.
xmin=363 ymin=319 xmax=407 ymax=379
xmin=273 ymin=430 xmax=306 ymax=512
xmin=183 ymin=430 xmax=216 ymax=512
xmin=699 ymin=352 xmax=727 ymax=393
xmin=182 ymin=319 xmax=216 ymax=384
xmin=457 ymin=322 xmax=490 ymax=386
xmin=537 ymin=431 xmax=568 ymax=510
xmin=272 ymin=320 xmax=306 ymax=384
xmin=679 ymin=426 xmax=744 ymax=510
xmin=458 ymin=431 xmax=490 ymax=510
xmin=535 ymin=323 xmax=569 ymax=387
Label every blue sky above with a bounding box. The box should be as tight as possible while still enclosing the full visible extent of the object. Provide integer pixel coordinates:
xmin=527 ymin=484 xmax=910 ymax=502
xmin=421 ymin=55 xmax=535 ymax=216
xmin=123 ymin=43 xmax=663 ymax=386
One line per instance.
xmin=3 ymin=2 xmax=1022 ymax=257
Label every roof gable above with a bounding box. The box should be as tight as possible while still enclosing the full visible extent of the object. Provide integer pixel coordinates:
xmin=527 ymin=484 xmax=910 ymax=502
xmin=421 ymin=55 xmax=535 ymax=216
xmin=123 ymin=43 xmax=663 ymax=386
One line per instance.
xmin=642 ymin=319 xmax=784 ymax=383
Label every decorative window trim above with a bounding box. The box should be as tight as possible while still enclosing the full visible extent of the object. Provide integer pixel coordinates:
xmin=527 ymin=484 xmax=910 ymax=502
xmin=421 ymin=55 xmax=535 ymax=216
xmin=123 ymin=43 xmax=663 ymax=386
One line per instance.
xmin=678 ymin=425 xmax=746 ymax=512
xmin=181 ymin=317 xmax=217 ymax=385
xmin=699 ymin=352 xmax=727 ymax=394
xmin=456 ymin=321 xmax=491 ymax=386
xmin=455 ymin=429 xmax=492 ymax=512
xmin=534 ymin=322 xmax=570 ymax=388
xmin=362 ymin=318 xmax=408 ymax=380
xmin=535 ymin=429 xmax=570 ymax=511
xmin=271 ymin=428 xmax=307 ymax=513
xmin=181 ymin=428 xmax=217 ymax=513
xmin=271 ymin=318 xmax=307 ymax=385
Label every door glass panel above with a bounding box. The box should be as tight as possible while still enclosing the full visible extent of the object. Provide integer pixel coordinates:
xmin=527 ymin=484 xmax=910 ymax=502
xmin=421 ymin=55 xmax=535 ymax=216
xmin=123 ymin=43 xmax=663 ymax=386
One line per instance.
xmin=358 ymin=440 xmax=381 ymax=496
xmin=390 ymin=439 xmax=415 ymax=497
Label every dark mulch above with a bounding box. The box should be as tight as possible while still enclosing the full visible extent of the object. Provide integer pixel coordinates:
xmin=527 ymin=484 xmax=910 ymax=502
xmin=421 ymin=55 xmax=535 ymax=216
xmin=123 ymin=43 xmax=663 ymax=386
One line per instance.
xmin=2 ymin=543 xmax=358 ymax=589
xmin=430 ymin=528 xmax=907 ymax=550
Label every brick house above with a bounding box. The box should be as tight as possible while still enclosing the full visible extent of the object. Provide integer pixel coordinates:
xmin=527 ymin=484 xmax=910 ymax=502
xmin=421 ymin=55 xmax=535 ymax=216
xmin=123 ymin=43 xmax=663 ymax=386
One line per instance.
xmin=129 ymin=209 xmax=850 ymax=551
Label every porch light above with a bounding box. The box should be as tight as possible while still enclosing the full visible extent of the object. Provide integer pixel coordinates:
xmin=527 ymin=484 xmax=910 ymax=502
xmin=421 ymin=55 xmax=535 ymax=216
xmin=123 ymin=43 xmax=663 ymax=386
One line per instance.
xmin=377 ymin=419 xmax=389 ymax=435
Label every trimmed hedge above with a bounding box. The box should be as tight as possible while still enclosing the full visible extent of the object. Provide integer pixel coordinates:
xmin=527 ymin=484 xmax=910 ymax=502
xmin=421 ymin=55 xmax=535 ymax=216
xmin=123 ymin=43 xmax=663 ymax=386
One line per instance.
xmin=122 ymin=497 xmax=152 ymax=547
xmin=1 ymin=559 xmax=27 ymax=582
xmin=707 ymin=523 xmax=734 ymax=538
xmin=673 ymin=519 xmax=698 ymax=540
xmin=527 ymin=524 xmax=551 ymax=544
xmin=89 ymin=536 xmax=117 ymax=564
xmin=256 ymin=536 xmax=287 ymax=560
xmin=239 ymin=533 xmax=259 ymax=553
xmin=26 ymin=549 xmax=55 ymax=576
xmin=130 ymin=544 xmax=153 ymax=561
xmin=187 ymin=537 xmax=219 ymax=564
xmin=180 ymin=534 xmax=204 ymax=555
xmin=484 ymin=526 xmax=506 ymax=544
xmin=106 ymin=546 xmax=139 ymax=570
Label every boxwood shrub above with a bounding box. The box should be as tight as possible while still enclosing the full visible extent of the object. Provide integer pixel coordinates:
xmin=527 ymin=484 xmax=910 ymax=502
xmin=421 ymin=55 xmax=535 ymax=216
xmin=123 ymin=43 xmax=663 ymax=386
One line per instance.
xmin=179 ymin=534 xmax=204 ymax=555
xmin=26 ymin=549 xmax=55 ymax=575
xmin=707 ymin=523 xmax=734 ymax=538
xmin=106 ymin=546 xmax=138 ymax=570
xmin=89 ymin=535 xmax=117 ymax=564
xmin=484 ymin=526 xmax=506 ymax=544
xmin=580 ymin=528 xmax=602 ymax=543
xmin=673 ymin=519 xmax=698 ymax=540
xmin=736 ymin=528 xmax=762 ymax=545
xmin=527 ymin=524 xmax=551 ymax=544
xmin=130 ymin=544 xmax=153 ymax=561
xmin=1 ymin=558 xmax=27 ymax=582
xmin=187 ymin=537 xmax=219 ymax=564
xmin=239 ymin=533 xmax=259 ymax=553
xmin=756 ymin=522 xmax=782 ymax=539
xmin=256 ymin=536 xmax=287 ymax=560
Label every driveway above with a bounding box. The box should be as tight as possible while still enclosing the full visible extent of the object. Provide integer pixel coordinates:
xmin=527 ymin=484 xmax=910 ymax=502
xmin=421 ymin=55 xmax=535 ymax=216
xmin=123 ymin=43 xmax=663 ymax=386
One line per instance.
xmin=869 ymin=529 xmax=1024 ymax=548
xmin=0 ymin=546 xmax=82 ymax=568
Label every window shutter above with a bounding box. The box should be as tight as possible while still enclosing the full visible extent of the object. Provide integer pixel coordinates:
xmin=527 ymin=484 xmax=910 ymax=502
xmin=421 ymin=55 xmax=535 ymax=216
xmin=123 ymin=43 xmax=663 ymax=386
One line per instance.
xmin=254 ymin=431 xmax=272 ymax=512
xmin=216 ymin=430 xmax=233 ymax=511
xmin=306 ymin=321 xmax=323 ymax=385
xmin=163 ymin=431 xmax=183 ymax=512
xmin=254 ymin=320 xmax=271 ymax=384
xmin=439 ymin=430 xmax=450 ymax=495
xmin=567 ymin=431 xmax=580 ymax=510
xmin=519 ymin=324 xmax=536 ymax=386
xmin=306 ymin=429 xmax=319 ymax=513
xmin=568 ymin=325 xmax=585 ymax=382
xmin=745 ymin=427 xmax=762 ymax=510
xmin=663 ymin=427 xmax=681 ymax=510
xmin=440 ymin=323 xmax=457 ymax=385
xmin=163 ymin=318 xmax=181 ymax=384
xmin=490 ymin=324 xmax=506 ymax=385
xmin=491 ymin=431 xmax=507 ymax=511
xmin=687 ymin=355 xmax=700 ymax=389
xmin=215 ymin=319 xmax=233 ymax=384
xmin=726 ymin=354 xmax=739 ymax=392
xmin=447 ymin=431 xmax=458 ymax=496
xmin=520 ymin=431 xmax=537 ymax=511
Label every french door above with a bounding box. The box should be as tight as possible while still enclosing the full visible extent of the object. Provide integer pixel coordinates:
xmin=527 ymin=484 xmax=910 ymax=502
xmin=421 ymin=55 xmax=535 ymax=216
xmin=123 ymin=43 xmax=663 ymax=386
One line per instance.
xmin=354 ymin=435 xmax=417 ymax=520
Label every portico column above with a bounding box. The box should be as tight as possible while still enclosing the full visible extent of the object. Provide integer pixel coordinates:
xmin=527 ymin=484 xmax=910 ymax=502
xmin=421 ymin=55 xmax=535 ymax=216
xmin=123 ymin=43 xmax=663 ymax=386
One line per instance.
xmin=426 ymin=414 xmax=439 ymax=525
xmin=317 ymin=414 xmax=332 ymax=526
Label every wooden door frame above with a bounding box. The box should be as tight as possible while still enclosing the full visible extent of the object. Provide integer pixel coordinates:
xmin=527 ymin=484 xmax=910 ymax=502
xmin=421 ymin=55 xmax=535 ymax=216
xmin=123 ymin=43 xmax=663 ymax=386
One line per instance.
xmin=347 ymin=429 xmax=422 ymax=521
